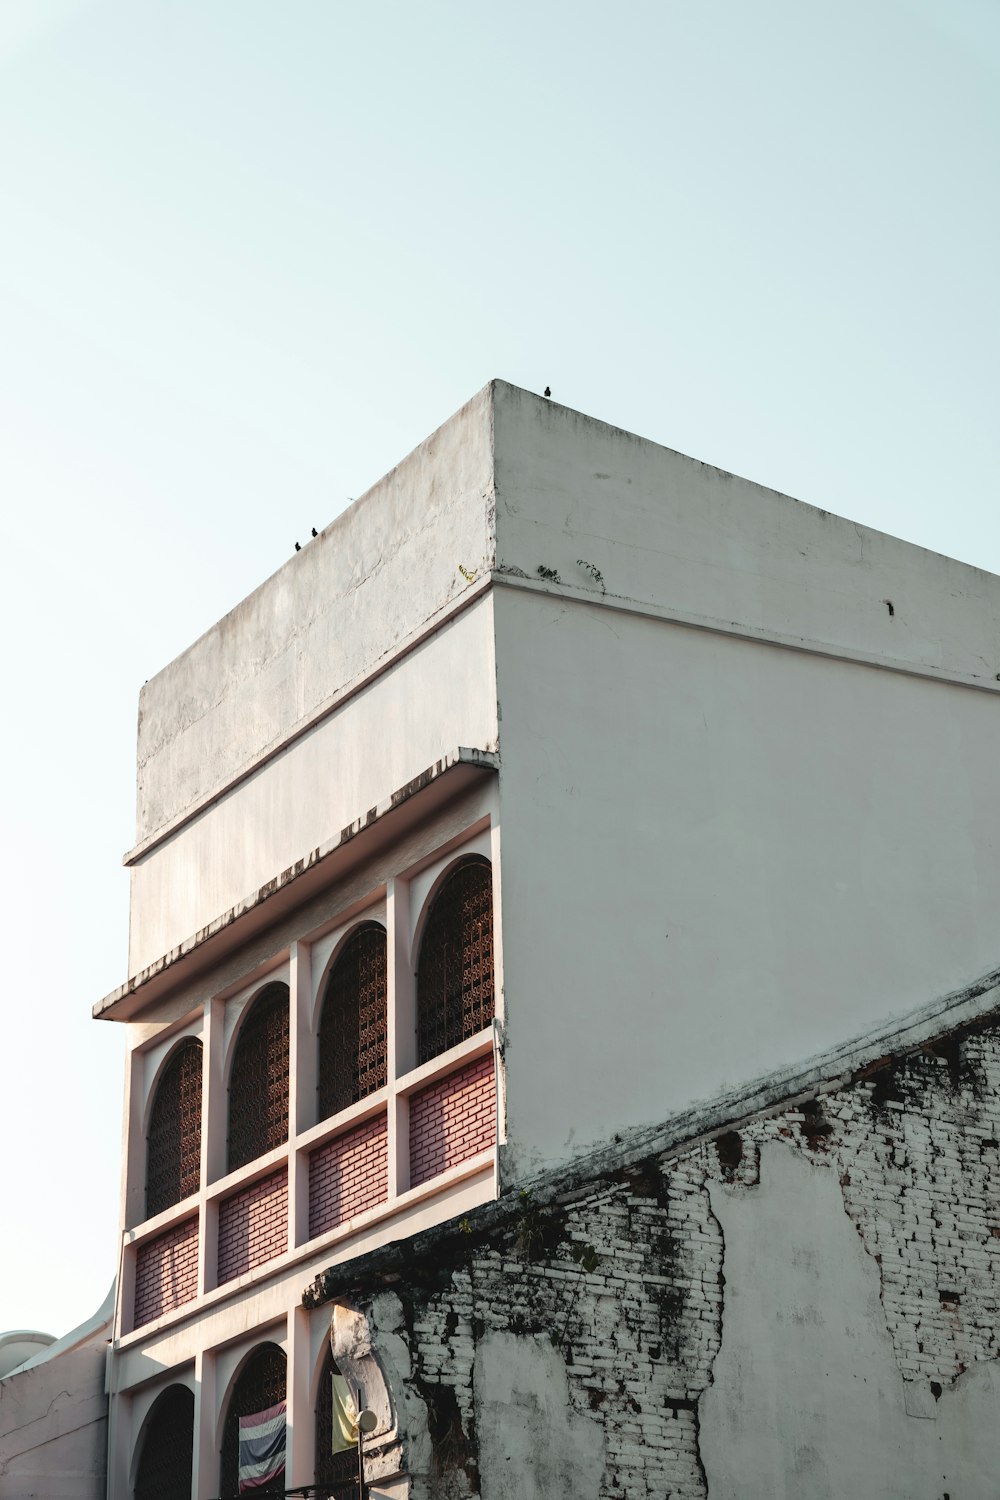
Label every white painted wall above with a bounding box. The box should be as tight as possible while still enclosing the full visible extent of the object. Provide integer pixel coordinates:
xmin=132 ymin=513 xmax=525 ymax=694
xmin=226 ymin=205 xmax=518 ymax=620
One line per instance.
xmin=106 ymin=380 xmax=1000 ymax=1499
xmin=491 ymin=381 xmax=1000 ymax=685
xmin=0 ymin=1292 xmax=112 ymax=1500
xmin=493 ymin=583 xmax=1000 ymax=1178
xmin=134 ymin=384 xmax=496 ymax=844
xmin=128 ymin=596 xmax=498 ymax=974
xmin=702 ymin=1144 xmax=1000 ymax=1498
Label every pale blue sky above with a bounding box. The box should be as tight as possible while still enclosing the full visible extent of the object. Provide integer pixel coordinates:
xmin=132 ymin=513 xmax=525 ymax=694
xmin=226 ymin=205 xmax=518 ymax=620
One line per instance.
xmin=1 ymin=0 xmax=998 ymax=1336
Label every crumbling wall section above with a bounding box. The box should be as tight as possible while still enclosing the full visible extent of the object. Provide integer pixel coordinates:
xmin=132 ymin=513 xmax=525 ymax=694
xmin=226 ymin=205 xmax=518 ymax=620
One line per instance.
xmin=306 ymin=1014 xmax=1000 ymax=1498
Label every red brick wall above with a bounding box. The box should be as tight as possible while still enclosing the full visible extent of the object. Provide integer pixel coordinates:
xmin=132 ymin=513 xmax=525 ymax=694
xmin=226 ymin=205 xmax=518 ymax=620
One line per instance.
xmin=217 ymin=1166 xmax=288 ymax=1285
xmin=133 ymin=1215 xmax=199 ymax=1330
xmin=309 ymin=1112 xmax=388 ymax=1239
xmin=409 ymin=1053 xmax=495 ymax=1188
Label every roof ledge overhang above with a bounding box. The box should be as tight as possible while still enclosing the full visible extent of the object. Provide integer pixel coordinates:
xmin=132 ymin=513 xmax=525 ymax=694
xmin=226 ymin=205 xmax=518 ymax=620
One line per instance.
xmin=94 ymin=746 xmax=498 ymax=1024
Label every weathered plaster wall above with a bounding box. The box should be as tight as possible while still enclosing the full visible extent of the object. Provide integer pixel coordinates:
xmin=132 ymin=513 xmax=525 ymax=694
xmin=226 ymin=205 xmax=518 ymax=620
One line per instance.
xmin=0 ymin=1295 xmax=112 ymax=1500
xmin=492 ymin=380 xmax=1000 ymax=684
xmin=306 ymin=1009 xmax=1000 ymax=1499
xmin=128 ymin=595 xmax=498 ymax=974
xmin=493 ymin=583 xmax=1000 ymax=1178
xmin=135 ymin=384 xmax=496 ymax=844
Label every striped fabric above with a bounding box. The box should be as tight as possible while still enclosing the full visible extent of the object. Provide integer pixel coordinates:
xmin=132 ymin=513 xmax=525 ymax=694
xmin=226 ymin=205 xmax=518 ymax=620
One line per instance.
xmin=237 ymin=1400 xmax=286 ymax=1493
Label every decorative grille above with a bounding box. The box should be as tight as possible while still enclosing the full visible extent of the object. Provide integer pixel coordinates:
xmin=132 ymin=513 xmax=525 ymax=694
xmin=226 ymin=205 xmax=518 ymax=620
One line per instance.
xmin=314 ymin=1348 xmax=364 ymax=1496
xmin=417 ymin=856 xmax=495 ymax=1064
xmin=134 ymin=1384 xmax=194 ymax=1500
xmin=220 ymin=1344 xmax=286 ymax=1498
xmin=318 ymin=923 xmax=388 ymax=1121
xmin=146 ymin=1039 xmax=203 ymax=1219
xmin=228 ymin=983 xmax=290 ymax=1172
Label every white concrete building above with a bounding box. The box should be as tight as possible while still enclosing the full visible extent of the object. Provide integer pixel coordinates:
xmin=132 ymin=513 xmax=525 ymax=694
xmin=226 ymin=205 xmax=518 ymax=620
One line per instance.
xmin=96 ymin=382 xmax=1000 ymax=1498
xmin=0 ymin=1290 xmax=114 ymax=1499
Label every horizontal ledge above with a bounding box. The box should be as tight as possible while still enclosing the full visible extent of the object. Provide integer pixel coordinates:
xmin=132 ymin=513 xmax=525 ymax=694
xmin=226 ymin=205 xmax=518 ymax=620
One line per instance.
xmin=116 ymin=1155 xmax=496 ymax=1350
xmin=95 ymin=748 xmax=499 ymax=1023
xmin=491 ymin=568 xmax=1000 ymax=695
xmin=125 ymin=576 xmax=494 ymax=866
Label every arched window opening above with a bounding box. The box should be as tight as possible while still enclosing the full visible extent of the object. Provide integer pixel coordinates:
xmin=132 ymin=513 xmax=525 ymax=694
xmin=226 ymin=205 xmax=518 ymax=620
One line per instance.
xmin=146 ymin=1039 xmax=202 ymax=1219
xmin=220 ymin=1344 xmax=286 ymax=1498
xmin=318 ymin=923 xmax=388 ymax=1121
xmin=228 ymin=984 xmax=290 ymax=1173
xmin=314 ymin=1347 xmax=362 ymax=1497
xmin=417 ymin=856 xmax=495 ymax=1065
xmin=134 ymin=1384 xmax=194 ymax=1500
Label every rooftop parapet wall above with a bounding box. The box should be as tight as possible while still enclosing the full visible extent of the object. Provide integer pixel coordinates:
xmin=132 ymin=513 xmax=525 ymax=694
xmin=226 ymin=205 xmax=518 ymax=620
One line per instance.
xmin=135 ymin=380 xmax=1000 ymax=853
xmin=134 ymin=384 xmax=496 ymax=846
xmin=492 ymin=382 xmax=1000 ymax=684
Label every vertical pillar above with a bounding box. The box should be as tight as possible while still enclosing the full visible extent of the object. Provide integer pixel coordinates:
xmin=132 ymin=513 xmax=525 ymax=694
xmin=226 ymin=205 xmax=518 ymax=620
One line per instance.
xmin=199 ymin=998 xmax=225 ymax=1297
xmin=122 ymin=1039 xmax=146 ymax=1232
xmin=193 ymin=1347 xmax=218 ymax=1500
xmin=286 ymin=1304 xmax=314 ymax=1489
xmin=386 ymin=877 xmax=412 ymax=1198
xmin=288 ymin=940 xmax=312 ymax=1249
xmin=105 ymin=1382 xmax=132 ymax=1500
xmin=489 ymin=819 xmax=505 ymax=1194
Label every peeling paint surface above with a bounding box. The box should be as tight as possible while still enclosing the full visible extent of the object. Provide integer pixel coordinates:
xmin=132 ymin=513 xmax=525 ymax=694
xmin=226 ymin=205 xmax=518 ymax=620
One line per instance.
xmin=475 ymin=1332 xmax=604 ymax=1500
xmin=308 ymin=1015 xmax=1000 ymax=1498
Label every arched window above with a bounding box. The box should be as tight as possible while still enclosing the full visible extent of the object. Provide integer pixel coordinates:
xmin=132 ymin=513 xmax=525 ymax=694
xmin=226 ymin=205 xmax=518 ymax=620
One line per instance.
xmin=318 ymin=923 xmax=388 ymax=1121
xmin=417 ymin=856 xmax=495 ymax=1064
xmin=314 ymin=1347 xmax=361 ymax=1497
xmin=146 ymin=1039 xmax=202 ymax=1219
xmin=220 ymin=1344 xmax=286 ymax=1498
xmin=227 ymin=984 xmax=290 ymax=1172
xmin=134 ymin=1384 xmax=194 ymax=1500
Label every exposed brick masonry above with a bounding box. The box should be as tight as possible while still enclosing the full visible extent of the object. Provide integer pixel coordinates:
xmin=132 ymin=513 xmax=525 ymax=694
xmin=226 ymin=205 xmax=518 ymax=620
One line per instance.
xmin=133 ymin=1215 xmax=199 ymax=1330
xmin=309 ymin=1112 xmax=388 ymax=1240
xmin=310 ymin=1014 xmax=1000 ymax=1499
xmin=217 ymin=1166 xmax=288 ymax=1285
xmin=409 ymin=1053 xmax=495 ymax=1188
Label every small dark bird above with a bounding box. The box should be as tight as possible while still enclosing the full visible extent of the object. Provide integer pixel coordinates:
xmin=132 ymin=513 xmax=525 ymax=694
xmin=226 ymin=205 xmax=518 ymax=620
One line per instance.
xmin=544 ymin=386 xmax=551 ymax=398
xmin=311 ymin=527 xmax=318 ymax=537
xmin=294 ymin=542 xmax=301 ymax=552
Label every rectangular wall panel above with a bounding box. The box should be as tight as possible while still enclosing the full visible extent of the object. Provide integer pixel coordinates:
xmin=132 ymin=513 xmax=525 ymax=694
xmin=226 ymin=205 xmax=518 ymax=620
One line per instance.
xmin=217 ymin=1167 xmax=288 ymax=1285
xmin=133 ymin=1215 xmax=199 ymax=1330
xmin=309 ymin=1113 xmax=388 ymax=1239
xmin=410 ymin=1055 xmax=495 ymax=1188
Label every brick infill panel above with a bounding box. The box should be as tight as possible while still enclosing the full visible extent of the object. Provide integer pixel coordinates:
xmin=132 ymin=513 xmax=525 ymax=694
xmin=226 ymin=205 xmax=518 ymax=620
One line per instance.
xmin=133 ymin=1214 xmax=199 ymax=1330
xmin=409 ymin=1053 xmax=495 ymax=1188
xmin=217 ymin=1166 xmax=288 ymax=1285
xmin=309 ymin=1112 xmax=388 ymax=1240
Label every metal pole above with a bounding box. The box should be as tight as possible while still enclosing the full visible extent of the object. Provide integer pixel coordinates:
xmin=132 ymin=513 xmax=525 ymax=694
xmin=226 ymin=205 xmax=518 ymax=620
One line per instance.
xmin=356 ymin=1427 xmax=366 ymax=1500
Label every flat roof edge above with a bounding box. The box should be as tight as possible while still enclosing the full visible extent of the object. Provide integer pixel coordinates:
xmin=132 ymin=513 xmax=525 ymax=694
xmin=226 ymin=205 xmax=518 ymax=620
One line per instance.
xmin=96 ymin=748 xmax=499 ymax=1023
xmin=125 ymin=575 xmax=494 ymax=867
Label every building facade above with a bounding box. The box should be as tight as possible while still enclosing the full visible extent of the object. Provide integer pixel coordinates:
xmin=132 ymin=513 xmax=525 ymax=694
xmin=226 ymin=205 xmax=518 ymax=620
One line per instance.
xmin=0 ymin=1290 xmax=113 ymax=1499
xmin=97 ymin=382 xmax=1000 ymax=1497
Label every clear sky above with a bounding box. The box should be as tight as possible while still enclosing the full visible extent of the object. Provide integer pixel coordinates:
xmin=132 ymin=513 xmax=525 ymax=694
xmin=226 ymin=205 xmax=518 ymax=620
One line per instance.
xmin=1 ymin=0 xmax=998 ymax=1338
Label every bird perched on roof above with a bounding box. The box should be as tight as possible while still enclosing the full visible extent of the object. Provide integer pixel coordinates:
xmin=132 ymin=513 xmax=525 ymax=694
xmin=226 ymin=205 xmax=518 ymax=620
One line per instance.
xmin=294 ymin=542 xmax=301 ymax=552
xmin=544 ymin=386 xmax=551 ymax=398
xmin=311 ymin=527 xmax=318 ymax=537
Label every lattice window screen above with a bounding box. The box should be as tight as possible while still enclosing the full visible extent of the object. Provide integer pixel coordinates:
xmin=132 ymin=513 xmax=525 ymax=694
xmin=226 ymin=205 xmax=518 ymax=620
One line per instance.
xmin=417 ymin=856 xmax=495 ymax=1064
xmin=134 ymin=1385 xmax=194 ymax=1500
xmin=220 ymin=1344 xmax=286 ymax=1498
xmin=318 ymin=923 xmax=388 ymax=1121
xmin=227 ymin=983 xmax=290 ymax=1172
xmin=146 ymin=1039 xmax=203 ymax=1219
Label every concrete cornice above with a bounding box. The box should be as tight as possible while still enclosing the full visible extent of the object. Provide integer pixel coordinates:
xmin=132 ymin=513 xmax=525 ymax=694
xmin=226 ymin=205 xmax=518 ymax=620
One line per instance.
xmin=97 ymin=747 xmax=499 ymax=1023
xmin=124 ymin=574 xmax=495 ymax=868
xmin=490 ymin=567 xmax=1000 ymax=696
